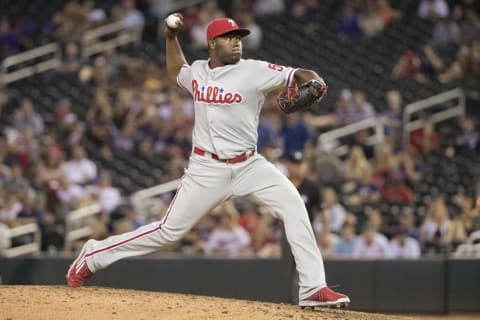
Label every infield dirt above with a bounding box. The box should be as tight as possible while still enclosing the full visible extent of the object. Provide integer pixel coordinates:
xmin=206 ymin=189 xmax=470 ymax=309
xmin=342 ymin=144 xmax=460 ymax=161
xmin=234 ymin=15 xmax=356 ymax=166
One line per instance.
xmin=0 ymin=285 xmax=418 ymax=320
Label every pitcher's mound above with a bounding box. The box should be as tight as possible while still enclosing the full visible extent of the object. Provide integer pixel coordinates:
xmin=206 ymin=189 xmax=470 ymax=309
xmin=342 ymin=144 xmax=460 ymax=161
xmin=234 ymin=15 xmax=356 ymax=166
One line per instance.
xmin=0 ymin=285 xmax=415 ymax=320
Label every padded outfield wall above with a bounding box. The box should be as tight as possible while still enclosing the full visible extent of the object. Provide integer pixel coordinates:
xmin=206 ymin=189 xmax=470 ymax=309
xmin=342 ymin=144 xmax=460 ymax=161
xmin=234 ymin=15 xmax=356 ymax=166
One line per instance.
xmin=0 ymin=256 xmax=479 ymax=313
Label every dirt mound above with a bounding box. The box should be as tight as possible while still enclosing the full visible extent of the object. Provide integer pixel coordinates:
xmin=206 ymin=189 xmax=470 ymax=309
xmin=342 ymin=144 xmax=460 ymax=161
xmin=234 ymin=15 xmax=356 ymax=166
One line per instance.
xmin=0 ymin=286 xmax=415 ymax=320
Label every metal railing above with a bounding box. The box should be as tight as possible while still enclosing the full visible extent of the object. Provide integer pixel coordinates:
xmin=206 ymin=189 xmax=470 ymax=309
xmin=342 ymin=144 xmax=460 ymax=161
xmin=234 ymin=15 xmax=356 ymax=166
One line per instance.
xmin=403 ymin=88 xmax=465 ymax=143
xmin=64 ymin=203 xmax=102 ymax=252
xmin=1 ymin=43 xmax=61 ymax=84
xmin=82 ymin=20 xmax=142 ymax=58
xmin=317 ymin=117 xmax=384 ymax=156
xmin=0 ymin=21 xmax=143 ymax=84
xmin=1 ymin=223 xmax=41 ymax=257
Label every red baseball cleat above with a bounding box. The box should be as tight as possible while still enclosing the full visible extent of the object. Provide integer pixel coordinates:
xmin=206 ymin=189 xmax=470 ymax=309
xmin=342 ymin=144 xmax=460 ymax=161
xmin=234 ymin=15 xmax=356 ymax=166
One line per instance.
xmin=299 ymin=286 xmax=350 ymax=308
xmin=66 ymin=240 xmax=93 ymax=287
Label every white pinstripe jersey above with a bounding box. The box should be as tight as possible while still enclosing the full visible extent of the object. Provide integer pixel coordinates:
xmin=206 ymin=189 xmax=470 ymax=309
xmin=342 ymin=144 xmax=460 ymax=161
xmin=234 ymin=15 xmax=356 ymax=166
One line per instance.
xmin=177 ymin=59 xmax=297 ymax=159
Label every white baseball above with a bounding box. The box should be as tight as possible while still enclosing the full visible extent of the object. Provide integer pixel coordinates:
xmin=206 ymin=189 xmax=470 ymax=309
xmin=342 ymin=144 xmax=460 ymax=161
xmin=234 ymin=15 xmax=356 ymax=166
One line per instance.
xmin=166 ymin=14 xmax=180 ymax=29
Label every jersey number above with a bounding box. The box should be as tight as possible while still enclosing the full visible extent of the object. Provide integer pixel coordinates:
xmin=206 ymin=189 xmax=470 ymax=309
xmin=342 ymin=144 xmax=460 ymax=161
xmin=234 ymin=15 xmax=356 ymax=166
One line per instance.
xmin=268 ymin=63 xmax=284 ymax=72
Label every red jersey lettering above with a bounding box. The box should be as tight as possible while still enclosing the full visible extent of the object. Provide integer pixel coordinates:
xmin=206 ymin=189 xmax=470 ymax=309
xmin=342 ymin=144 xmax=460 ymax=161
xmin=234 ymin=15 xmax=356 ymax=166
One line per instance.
xmin=192 ymin=80 xmax=242 ymax=104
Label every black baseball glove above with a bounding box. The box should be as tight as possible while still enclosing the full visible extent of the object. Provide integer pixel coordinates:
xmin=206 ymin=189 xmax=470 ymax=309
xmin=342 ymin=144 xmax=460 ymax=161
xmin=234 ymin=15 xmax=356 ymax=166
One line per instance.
xmin=276 ymin=79 xmax=328 ymax=114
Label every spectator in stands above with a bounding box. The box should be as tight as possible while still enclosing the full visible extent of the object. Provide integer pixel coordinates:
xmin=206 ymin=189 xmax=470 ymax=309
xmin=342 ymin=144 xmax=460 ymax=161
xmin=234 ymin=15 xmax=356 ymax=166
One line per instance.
xmin=204 ymin=201 xmax=252 ymax=257
xmin=389 ymin=225 xmax=421 ymax=259
xmin=84 ymin=0 xmax=107 ymax=27
xmin=34 ymin=146 xmax=64 ymax=192
xmin=391 ymin=50 xmax=421 ymax=81
xmin=458 ymin=8 xmax=480 ymax=44
xmin=0 ymin=189 xmax=23 ymax=228
xmin=450 ymin=193 xmax=480 ymax=247
xmin=58 ymin=42 xmax=81 ymax=74
xmin=254 ymin=214 xmax=282 ymax=258
xmin=336 ymin=4 xmax=362 ymax=42
xmin=112 ymin=121 xmax=139 ymax=153
xmin=314 ymin=187 xmax=346 ymax=234
xmin=352 ymin=90 xmax=375 ymax=121
xmin=398 ymin=146 xmax=424 ymax=188
xmin=316 ymin=229 xmax=339 ymax=258
xmin=367 ymin=206 xmax=390 ymax=235
xmin=344 ymin=167 xmax=381 ymax=206
xmin=343 ymin=145 xmax=372 ymax=182
xmin=55 ymin=98 xmax=75 ymax=126
xmin=281 ymin=113 xmax=310 ymax=159
xmin=56 ymin=175 xmax=87 ymax=210
xmin=392 ymin=45 xmax=444 ymax=83
xmin=454 ymin=117 xmax=479 ymax=154
xmin=397 ymin=207 xmax=420 ymax=241
xmin=6 ymin=164 xmax=31 ymax=191
xmin=314 ymin=142 xmax=344 ymax=191
xmin=286 ymin=151 xmax=321 ymax=223
xmin=439 ymin=41 xmax=480 ymax=84
xmin=257 ymin=113 xmax=281 ymax=155
xmin=409 ymin=116 xmax=439 ymax=155
xmin=253 ymin=0 xmax=285 ymax=16
xmin=432 ymin=17 xmax=461 ymax=48
xmin=372 ymin=143 xmax=397 ymax=185
xmin=291 ymin=0 xmax=321 ymax=19
xmin=236 ymin=201 xmax=259 ymax=247
xmin=121 ymin=0 xmax=145 ymax=30
xmin=350 ymin=128 xmax=375 ymax=160
xmin=62 ymin=146 xmax=97 ymax=186
xmin=336 ymin=90 xmax=375 ymax=125
xmin=420 ymin=196 xmax=453 ymax=254
xmin=418 ymin=0 xmax=450 ymax=19
xmin=452 ymin=0 xmax=478 ymax=21
xmin=373 ymin=0 xmax=402 ymax=26
xmin=334 ymin=221 xmax=356 ymax=257
xmin=306 ymin=88 xmax=352 ymax=129
xmin=12 ymin=97 xmax=44 ymax=136
xmin=0 ymin=17 xmax=20 ymax=55
xmin=358 ymin=1 xmax=385 ymax=38
xmin=381 ymin=90 xmax=403 ymax=150
xmin=381 ymin=170 xmax=415 ymax=205
xmin=109 ymin=204 xmax=144 ymax=235
xmin=352 ymin=223 xmax=391 ymax=259
xmin=17 ymin=191 xmax=45 ymax=230
xmin=55 ymin=2 xmax=91 ymax=43
xmin=86 ymin=171 xmax=122 ymax=215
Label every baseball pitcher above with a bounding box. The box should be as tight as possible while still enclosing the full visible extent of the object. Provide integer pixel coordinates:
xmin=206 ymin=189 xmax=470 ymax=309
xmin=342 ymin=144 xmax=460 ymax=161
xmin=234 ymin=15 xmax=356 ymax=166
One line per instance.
xmin=66 ymin=13 xmax=350 ymax=308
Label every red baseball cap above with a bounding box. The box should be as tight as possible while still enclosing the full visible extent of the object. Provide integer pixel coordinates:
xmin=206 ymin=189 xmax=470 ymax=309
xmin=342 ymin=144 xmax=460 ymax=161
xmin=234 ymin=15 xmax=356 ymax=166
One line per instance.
xmin=206 ymin=18 xmax=250 ymax=42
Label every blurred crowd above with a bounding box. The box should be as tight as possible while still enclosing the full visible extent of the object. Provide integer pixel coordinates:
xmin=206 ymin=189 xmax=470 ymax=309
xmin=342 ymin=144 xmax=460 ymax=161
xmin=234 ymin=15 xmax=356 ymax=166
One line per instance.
xmin=1 ymin=0 xmax=480 ymax=259
xmin=391 ymin=0 xmax=480 ymax=86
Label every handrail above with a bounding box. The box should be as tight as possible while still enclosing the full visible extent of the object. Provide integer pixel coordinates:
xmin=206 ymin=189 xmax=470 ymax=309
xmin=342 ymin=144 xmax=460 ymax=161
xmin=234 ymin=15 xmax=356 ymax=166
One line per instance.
xmin=0 ymin=20 xmax=144 ymax=84
xmin=2 ymin=223 xmax=41 ymax=257
xmin=403 ymin=88 xmax=465 ymax=143
xmin=318 ymin=117 xmax=384 ymax=156
xmin=0 ymin=43 xmax=61 ymax=84
xmin=82 ymin=20 xmax=142 ymax=58
xmin=131 ymin=179 xmax=181 ymax=204
xmin=84 ymin=21 xmax=129 ymax=42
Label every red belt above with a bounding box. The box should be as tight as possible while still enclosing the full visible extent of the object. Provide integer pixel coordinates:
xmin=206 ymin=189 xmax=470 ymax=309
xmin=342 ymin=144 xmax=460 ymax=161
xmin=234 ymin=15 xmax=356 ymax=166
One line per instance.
xmin=194 ymin=147 xmax=255 ymax=164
